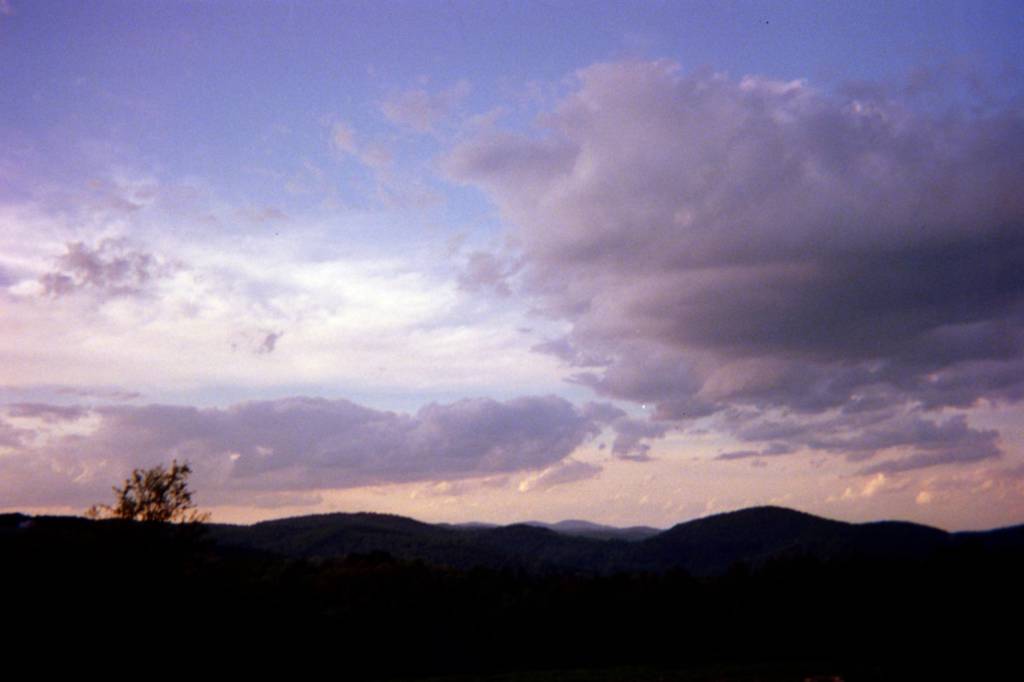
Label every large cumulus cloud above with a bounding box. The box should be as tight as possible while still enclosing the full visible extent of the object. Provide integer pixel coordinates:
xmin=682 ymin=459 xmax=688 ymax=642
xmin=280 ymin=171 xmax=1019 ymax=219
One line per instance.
xmin=0 ymin=395 xmax=606 ymax=507
xmin=446 ymin=60 xmax=1024 ymax=472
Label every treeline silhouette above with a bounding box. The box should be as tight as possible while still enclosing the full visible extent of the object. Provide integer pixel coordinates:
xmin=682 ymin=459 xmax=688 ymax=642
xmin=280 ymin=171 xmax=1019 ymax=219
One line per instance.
xmin=3 ymin=511 xmax=1019 ymax=679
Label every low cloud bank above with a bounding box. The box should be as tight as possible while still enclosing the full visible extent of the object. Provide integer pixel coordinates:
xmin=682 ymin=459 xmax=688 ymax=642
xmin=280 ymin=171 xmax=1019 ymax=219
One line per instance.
xmin=0 ymin=394 xmax=631 ymax=508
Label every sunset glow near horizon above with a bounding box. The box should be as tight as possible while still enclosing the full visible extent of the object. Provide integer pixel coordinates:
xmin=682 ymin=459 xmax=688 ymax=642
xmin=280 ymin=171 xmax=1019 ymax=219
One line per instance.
xmin=2 ymin=1 xmax=1023 ymax=530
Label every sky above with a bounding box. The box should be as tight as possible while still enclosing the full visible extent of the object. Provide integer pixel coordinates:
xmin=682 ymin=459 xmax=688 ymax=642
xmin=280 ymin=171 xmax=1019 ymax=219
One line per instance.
xmin=1 ymin=0 xmax=1023 ymax=530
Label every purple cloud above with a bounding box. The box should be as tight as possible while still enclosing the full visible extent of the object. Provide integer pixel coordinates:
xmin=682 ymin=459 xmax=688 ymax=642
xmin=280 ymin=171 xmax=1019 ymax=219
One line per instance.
xmin=721 ymin=408 xmax=1001 ymax=472
xmin=0 ymin=417 xmax=27 ymax=447
xmin=716 ymin=443 xmax=794 ymax=461
xmin=447 ymin=59 xmax=1024 ymax=472
xmin=381 ymin=80 xmax=470 ymax=133
xmin=7 ymin=403 xmax=90 ymax=422
xmin=518 ymin=458 xmax=602 ymax=492
xmin=582 ymin=401 xmax=669 ymax=461
xmin=256 ymin=330 xmax=283 ymax=355
xmin=0 ymin=395 xmax=601 ymax=507
xmin=715 ymin=450 xmax=762 ymax=461
xmin=857 ymin=444 xmax=1000 ymax=476
xmin=457 ymin=251 xmax=518 ymax=297
xmin=39 ymin=239 xmax=171 ymax=299
xmin=56 ymin=387 xmax=143 ymax=401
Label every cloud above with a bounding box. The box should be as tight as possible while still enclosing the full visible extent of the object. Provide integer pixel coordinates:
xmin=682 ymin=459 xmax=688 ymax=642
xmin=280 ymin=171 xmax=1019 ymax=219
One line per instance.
xmin=901 ymin=467 xmax=1024 ymax=514
xmin=2 ymin=188 xmax=563 ymax=394
xmin=39 ymin=239 xmax=171 ymax=299
xmin=532 ymin=337 xmax=609 ymax=368
xmin=7 ymin=403 xmax=90 ymax=422
xmin=808 ymin=414 xmax=999 ymax=459
xmin=327 ymin=119 xmax=396 ymax=173
xmin=580 ymin=401 xmax=668 ymax=460
xmin=606 ymin=417 xmax=669 ymax=461
xmin=447 ymin=59 xmax=1024 ymax=471
xmin=0 ymin=417 xmax=27 ymax=447
xmin=856 ymin=441 xmax=1000 ymax=476
xmin=412 ymin=475 xmax=510 ymax=499
xmin=715 ymin=449 xmax=761 ymax=461
xmin=331 ymin=121 xmax=358 ymax=154
xmin=853 ymin=473 xmax=890 ymax=499
xmin=1001 ymin=463 xmax=1024 ymax=480
xmin=831 ymin=473 xmax=907 ymax=501
xmin=0 ymin=395 xmax=601 ymax=507
xmin=720 ymin=408 xmax=1001 ymax=472
xmin=457 ymin=251 xmax=518 ymax=297
xmin=517 ymin=458 xmax=601 ymax=492
xmin=237 ymin=206 xmax=288 ymax=224
xmin=256 ymin=330 xmax=283 ymax=355
xmin=381 ymin=80 xmax=471 ymax=133
xmin=248 ymin=491 xmax=325 ymax=510
xmin=716 ymin=443 xmax=794 ymax=461
xmin=55 ymin=387 xmax=142 ymax=401
xmin=581 ymin=401 xmax=627 ymax=423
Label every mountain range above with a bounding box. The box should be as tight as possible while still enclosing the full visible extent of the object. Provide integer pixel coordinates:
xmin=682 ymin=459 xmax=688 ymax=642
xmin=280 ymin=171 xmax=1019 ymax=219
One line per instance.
xmin=5 ymin=504 xmax=1022 ymax=678
xmin=201 ymin=505 xmax=1024 ymax=575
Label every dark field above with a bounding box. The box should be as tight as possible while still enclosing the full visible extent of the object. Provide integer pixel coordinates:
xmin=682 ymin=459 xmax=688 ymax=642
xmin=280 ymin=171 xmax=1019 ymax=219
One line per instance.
xmin=408 ymin=663 xmax=855 ymax=681
xmin=4 ymin=510 xmax=1018 ymax=679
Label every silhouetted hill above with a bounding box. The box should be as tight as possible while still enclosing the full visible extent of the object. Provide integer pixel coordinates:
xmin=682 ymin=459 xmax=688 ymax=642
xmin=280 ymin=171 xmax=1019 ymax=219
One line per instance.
xmin=524 ymin=518 xmax=662 ymax=541
xmin=200 ymin=505 xmax=1020 ymax=576
xmin=209 ymin=511 xmax=512 ymax=569
xmin=850 ymin=519 xmax=951 ymax=555
xmin=8 ymin=507 xmax=1024 ymax=579
xmin=4 ymin=507 xmax=1022 ymax=678
xmin=634 ymin=506 xmax=844 ymax=574
xmin=954 ymin=521 xmax=1024 ymax=551
xmin=466 ymin=523 xmax=635 ymax=572
xmin=633 ymin=506 xmax=951 ymax=574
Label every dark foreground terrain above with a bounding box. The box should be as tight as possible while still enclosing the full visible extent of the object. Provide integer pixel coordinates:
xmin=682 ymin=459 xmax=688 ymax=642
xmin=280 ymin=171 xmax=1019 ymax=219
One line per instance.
xmin=3 ymin=507 xmax=1020 ymax=679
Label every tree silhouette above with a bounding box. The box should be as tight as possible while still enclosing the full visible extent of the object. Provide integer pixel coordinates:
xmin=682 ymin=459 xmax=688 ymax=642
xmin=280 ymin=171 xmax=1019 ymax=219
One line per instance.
xmin=87 ymin=460 xmax=210 ymax=523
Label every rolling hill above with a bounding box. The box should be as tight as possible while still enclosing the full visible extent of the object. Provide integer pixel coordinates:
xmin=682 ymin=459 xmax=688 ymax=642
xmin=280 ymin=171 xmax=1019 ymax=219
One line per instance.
xmin=4 ymin=505 xmax=1021 ymax=678
xmin=199 ymin=505 xmax=1020 ymax=575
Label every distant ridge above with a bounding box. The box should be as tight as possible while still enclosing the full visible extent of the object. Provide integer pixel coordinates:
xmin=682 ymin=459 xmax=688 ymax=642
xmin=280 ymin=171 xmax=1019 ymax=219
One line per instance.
xmin=522 ymin=518 xmax=662 ymax=541
xmin=194 ymin=505 xmax=1022 ymax=575
xmin=7 ymin=506 xmax=1021 ymax=576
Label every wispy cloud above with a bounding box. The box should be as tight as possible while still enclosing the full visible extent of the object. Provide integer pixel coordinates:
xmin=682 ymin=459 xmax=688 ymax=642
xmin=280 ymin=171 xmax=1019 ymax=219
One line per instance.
xmin=381 ymin=80 xmax=471 ymax=133
xmin=517 ymin=458 xmax=601 ymax=492
xmin=331 ymin=121 xmax=358 ymax=154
